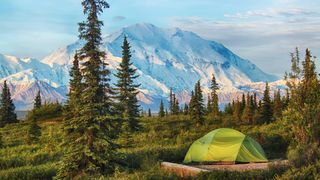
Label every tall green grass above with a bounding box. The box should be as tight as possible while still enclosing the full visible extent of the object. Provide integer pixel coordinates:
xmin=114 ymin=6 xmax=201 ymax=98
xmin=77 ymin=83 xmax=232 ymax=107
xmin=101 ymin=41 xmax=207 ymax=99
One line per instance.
xmin=0 ymin=114 xmax=309 ymax=179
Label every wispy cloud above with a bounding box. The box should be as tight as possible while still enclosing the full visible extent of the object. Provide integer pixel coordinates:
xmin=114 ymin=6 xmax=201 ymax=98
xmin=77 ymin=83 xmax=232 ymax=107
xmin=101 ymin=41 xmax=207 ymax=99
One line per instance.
xmin=170 ymin=8 xmax=320 ymax=75
xmin=224 ymin=8 xmax=318 ymax=19
xmin=112 ymin=16 xmax=126 ymax=22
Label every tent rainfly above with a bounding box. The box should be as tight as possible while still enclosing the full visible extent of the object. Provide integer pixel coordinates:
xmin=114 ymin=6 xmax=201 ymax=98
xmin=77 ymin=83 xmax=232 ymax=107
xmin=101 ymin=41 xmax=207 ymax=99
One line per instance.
xmin=183 ymin=128 xmax=268 ymax=163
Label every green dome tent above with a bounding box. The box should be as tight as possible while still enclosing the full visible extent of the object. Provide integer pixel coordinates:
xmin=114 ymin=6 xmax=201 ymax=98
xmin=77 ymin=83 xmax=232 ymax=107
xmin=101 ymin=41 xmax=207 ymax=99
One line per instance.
xmin=183 ymin=128 xmax=268 ymax=163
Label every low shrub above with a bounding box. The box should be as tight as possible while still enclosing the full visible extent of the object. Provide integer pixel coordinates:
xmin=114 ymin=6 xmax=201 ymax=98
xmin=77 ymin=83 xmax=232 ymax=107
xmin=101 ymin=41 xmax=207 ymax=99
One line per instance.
xmin=287 ymin=143 xmax=320 ymax=168
xmin=197 ymin=165 xmax=287 ymax=180
xmin=26 ymin=103 xmax=62 ymax=121
xmin=249 ymin=132 xmax=289 ymax=159
xmin=277 ymin=160 xmax=320 ymax=179
xmin=0 ymin=163 xmax=56 ymax=180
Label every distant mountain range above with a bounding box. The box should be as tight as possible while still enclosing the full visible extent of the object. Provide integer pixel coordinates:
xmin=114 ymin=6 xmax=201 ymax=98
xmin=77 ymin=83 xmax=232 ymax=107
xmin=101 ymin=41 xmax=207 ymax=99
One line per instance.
xmin=0 ymin=23 xmax=285 ymax=111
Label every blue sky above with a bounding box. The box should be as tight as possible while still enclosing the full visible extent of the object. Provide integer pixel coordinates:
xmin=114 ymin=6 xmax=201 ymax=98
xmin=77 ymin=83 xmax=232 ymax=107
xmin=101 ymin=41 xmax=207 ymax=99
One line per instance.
xmin=1 ymin=0 xmax=319 ymax=75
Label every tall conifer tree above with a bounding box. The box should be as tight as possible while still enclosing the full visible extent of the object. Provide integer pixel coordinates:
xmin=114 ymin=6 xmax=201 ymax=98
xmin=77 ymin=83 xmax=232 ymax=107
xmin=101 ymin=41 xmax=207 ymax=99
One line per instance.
xmin=115 ymin=36 xmax=140 ymax=131
xmin=242 ymin=93 xmax=253 ymax=124
xmin=58 ymin=0 xmax=120 ymax=178
xmin=273 ymin=89 xmax=282 ymax=119
xmin=183 ymin=104 xmax=189 ymax=115
xmin=240 ymin=93 xmax=246 ymax=113
xmin=34 ymin=90 xmax=42 ymax=109
xmin=169 ymin=88 xmax=174 ymax=114
xmin=259 ymin=82 xmax=273 ymax=124
xmin=26 ymin=116 xmax=41 ymax=144
xmin=148 ymin=108 xmax=152 ymax=117
xmin=208 ymin=74 xmax=219 ymax=119
xmin=233 ymin=99 xmax=241 ymax=123
xmin=0 ymin=81 xmax=17 ymax=127
xmin=190 ymin=81 xmax=205 ymax=125
xmin=159 ymin=100 xmax=165 ymax=117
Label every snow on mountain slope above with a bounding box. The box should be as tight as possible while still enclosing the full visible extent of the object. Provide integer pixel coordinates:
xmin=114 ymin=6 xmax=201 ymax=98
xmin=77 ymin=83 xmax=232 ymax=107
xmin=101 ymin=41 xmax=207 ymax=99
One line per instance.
xmin=0 ymin=80 xmax=67 ymax=110
xmin=0 ymin=54 xmax=68 ymax=110
xmin=1 ymin=23 xmax=281 ymax=110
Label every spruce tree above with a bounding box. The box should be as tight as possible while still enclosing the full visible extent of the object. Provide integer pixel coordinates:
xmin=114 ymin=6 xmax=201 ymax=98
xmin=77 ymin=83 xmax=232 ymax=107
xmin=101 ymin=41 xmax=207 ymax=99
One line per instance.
xmin=115 ymin=36 xmax=140 ymax=131
xmin=159 ymin=100 xmax=165 ymax=117
xmin=273 ymin=89 xmax=282 ymax=119
xmin=183 ymin=104 xmax=189 ymax=115
xmin=208 ymin=74 xmax=219 ymax=119
xmin=26 ymin=116 xmax=41 ymax=144
xmin=0 ymin=81 xmax=17 ymax=127
xmin=168 ymin=90 xmax=179 ymax=115
xmin=169 ymin=88 xmax=174 ymax=114
xmin=63 ymin=52 xmax=83 ymax=124
xmin=232 ymin=100 xmax=241 ymax=124
xmin=223 ymin=102 xmax=233 ymax=115
xmin=240 ymin=93 xmax=246 ymax=113
xmin=282 ymin=89 xmax=290 ymax=109
xmin=172 ymin=96 xmax=180 ymax=115
xmin=148 ymin=108 xmax=152 ymax=117
xmin=241 ymin=93 xmax=253 ymax=124
xmin=284 ymin=48 xmax=320 ymax=144
xmin=190 ymin=81 xmax=205 ymax=125
xmin=207 ymin=95 xmax=212 ymax=113
xmin=289 ymin=47 xmax=301 ymax=79
xmin=259 ymin=82 xmax=273 ymax=124
xmin=58 ymin=1 xmax=120 ymax=178
xmin=34 ymin=90 xmax=42 ymax=109
xmin=0 ymin=134 xmax=3 ymax=148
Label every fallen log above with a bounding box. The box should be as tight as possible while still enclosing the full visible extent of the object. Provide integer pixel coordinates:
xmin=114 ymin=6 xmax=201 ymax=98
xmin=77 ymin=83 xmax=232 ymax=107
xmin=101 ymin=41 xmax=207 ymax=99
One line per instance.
xmin=161 ymin=162 xmax=209 ymax=177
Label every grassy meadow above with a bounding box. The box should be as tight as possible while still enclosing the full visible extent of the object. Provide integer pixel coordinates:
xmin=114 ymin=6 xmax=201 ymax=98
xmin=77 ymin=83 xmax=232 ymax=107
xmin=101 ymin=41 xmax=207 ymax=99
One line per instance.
xmin=0 ymin=114 xmax=318 ymax=179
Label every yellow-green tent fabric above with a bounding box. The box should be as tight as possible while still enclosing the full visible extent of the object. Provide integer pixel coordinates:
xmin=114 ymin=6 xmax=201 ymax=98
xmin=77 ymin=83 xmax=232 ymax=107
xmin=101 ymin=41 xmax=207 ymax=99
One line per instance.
xmin=183 ymin=128 xmax=268 ymax=163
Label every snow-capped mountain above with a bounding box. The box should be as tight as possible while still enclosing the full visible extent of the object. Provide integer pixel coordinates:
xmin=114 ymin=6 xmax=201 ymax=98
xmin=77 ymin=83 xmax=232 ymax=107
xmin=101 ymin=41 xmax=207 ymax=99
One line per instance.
xmin=0 ymin=23 xmax=281 ymax=110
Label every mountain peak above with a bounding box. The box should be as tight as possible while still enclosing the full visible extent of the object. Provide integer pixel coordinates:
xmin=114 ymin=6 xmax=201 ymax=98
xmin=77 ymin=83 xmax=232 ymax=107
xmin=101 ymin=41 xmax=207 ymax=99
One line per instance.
xmin=0 ymin=23 xmax=280 ymax=110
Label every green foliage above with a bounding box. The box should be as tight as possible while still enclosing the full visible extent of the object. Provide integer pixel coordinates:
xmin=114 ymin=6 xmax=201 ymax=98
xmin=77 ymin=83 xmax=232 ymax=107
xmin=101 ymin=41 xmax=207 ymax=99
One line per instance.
xmin=34 ymin=90 xmax=42 ymax=110
xmin=0 ymin=80 xmax=17 ymax=126
xmin=0 ymin=111 xmax=303 ymax=179
xmin=273 ymin=89 xmax=282 ymax=119
xmin=26 ymin=117 xmax=41 ymax=144
xmin=287 ymin=143 xmax=320 ymax=168
xmin=63 ymin=52 xmax=83 ymax=124
xmin=249 ymin=132 xmax=289 ymax=159
xmin=277 ymin=160 xmax=320 ymax=179
xmin=259 ymin=82 xmax=273 ymax=124
xmin=0 ymin=119 xmax=63 ymax=179
xmin=0 ymin=163 xmax=56 ymax=180
xmin=58 ymin=0 xmax=121 ymax=178
xmin=26 ymin=103 xmax=62 ymax=121
xmin=284 ymin=48 xmax=320 ymax=144
xmin=148 ymin=108 xmax=152 ymax=117
xmin=197 ymin=165 xmax=287 ymax=180
xmin=169 ymin=89 xmax=180 ymax=115
xmin=189 ymin=81 xmax=205 ymax=125
xmin=232 ymin=100 xmax=242 ymax=123
xmin=241 ymin=93 xmax=254 ymax=124
xmin=159 ymin=100 xmax=165 ymax=117
xmin=208 ymin=74 xmax=219 ymax=119
xmin=115 ymin=36 xmax=141 ymax=131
